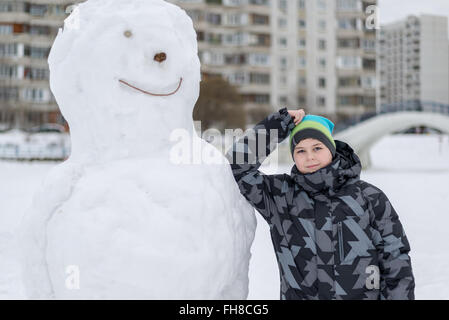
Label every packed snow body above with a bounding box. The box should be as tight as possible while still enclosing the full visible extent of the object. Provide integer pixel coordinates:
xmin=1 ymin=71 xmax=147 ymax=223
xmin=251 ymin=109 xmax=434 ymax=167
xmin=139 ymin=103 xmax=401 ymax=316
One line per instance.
xmin=19 ymin=0 xmax=256 ymax=299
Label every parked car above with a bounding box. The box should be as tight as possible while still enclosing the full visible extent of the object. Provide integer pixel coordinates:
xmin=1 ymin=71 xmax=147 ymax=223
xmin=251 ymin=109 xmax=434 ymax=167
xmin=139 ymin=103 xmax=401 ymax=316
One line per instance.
xmin=27 ymin=123 xmax=66 ymax=134
xmin=0 ymin=125 xmax=70 ymax=160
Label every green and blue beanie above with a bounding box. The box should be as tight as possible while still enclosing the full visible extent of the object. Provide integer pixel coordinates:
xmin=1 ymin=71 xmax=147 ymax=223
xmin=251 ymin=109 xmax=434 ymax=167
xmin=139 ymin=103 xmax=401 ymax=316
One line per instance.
xmin=289 ymin=115 xmax=336 ymax=159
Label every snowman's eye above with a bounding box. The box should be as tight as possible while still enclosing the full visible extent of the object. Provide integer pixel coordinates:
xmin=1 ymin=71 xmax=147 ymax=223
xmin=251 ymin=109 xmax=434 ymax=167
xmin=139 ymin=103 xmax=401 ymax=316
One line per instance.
xmin=154 ymin=52 xmax=167 ymax=63
xmin=123 ymin=30 xmax=133 ymax=38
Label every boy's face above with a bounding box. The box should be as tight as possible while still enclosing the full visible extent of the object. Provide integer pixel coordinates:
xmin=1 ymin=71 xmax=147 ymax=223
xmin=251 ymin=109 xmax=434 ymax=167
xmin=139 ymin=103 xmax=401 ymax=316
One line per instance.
xmin=293 ymin=138 xmax=333 ymax=174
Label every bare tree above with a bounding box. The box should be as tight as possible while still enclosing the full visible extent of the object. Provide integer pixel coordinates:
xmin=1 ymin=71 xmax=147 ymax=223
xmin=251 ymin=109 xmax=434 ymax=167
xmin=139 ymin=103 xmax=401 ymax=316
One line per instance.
xmin=193 ymin=76 xmax=247 ymax=133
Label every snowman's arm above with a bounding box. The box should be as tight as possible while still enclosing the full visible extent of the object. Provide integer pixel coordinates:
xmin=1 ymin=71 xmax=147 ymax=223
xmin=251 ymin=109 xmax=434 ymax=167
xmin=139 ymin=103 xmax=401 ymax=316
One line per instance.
xmin=225 ymin=107 xmax=295 ymax=223
xmin=18 ymin=161 xmax=82 ymax=299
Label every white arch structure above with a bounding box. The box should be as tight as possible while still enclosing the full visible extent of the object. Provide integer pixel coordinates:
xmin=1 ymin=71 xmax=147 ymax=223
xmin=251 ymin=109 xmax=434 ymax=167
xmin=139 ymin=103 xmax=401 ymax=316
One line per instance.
xmin=334 ymin=112 xmax=449 ymax=169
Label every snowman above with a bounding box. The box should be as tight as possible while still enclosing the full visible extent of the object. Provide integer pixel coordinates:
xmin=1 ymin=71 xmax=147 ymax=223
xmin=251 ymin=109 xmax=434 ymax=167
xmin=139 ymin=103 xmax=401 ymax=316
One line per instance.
xmin=19 ymin=0 xmax=256 ymax=299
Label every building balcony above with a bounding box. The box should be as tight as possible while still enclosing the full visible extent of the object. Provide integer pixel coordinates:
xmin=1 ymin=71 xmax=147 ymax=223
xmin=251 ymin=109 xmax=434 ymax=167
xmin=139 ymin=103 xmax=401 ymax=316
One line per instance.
xmin=0 ymin=77 xmax=50 ymax=87
xmin=1 ymin=33 xmax=57 ymax=47
xmin=338 ymin=86 xmax=376 ymax=95
xmin=336 ymin=105 xmax=371 ymax=116
xmin=0 ymin=12 xmax=30 ymax=23
xmin=336 ymin=29 xmax=366 ymax=38
xmin=337 ymin=48 xmax=364 ymax=56
xmin=237 ymin=84 xmax=271 ymax=94
xmin=336 ymin=11 xmax=366 ymax=20
xmin=336 ymin=69 xmax=365 ymax=77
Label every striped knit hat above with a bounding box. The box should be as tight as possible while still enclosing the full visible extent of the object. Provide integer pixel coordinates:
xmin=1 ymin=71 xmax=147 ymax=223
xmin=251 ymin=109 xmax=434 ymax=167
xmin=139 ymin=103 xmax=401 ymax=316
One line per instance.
xmin=289 ymin=115 xmax=336 ymax=159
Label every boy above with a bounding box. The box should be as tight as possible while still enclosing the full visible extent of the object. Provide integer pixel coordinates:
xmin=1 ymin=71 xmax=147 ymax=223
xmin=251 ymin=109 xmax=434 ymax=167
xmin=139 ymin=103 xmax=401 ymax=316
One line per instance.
xmin=225 ymin=107 xmax=415 ymax=300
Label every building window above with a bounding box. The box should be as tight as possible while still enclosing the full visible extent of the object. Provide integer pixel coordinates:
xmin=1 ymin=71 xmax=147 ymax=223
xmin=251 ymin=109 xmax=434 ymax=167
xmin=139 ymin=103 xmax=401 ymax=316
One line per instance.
xmin=24 ymin=67 xmax=50 ymax=80
xmin=0 ymin=65 xmax=18 ymax=79
xmin=339 ymin=77 xmax=361 ymax=87
xmin=278 ymin=0 xmax=287 ymax=11
xmin=318 ymin=57 xmax=326 ymax=69
xmin=248 ymin=0 xmax=270 ymax=5
xmin=318 ymin=20 xmax=326 ymax=31
xmin=317 ymin=96 xmax=326 ymax=107
xmin=24 ymin=46 xmax=50 ymax=59
xmin=279 ymin=37 xmax=287 ymax=48
xmin=318 ymin=77 xmax=326 ymax=88
xmin=338 ymin=18 xmax=361 ymax=30
xmin=0 ymin=2 xmax=14 ymax=12
xmin=0 ymin=43 xmax=18 ymax=57
xmin=0 ymin=25 xmax=13 ymax=34
xmin=24 ymin=88 xmax=48 ymax=102
xmin=280 ymin=75 xmax=287 ymax=85
xmin=279 ymin=56 xmax=288 ymax=70
xmin=298 ymin=0 xmax=305 ymax=9
xmin=225 ymin=13 xmax=249 ymax=26
xmin=337 ymin=38 xmax=360 ymax=49
xmin=29 ymin=26 xmax=51 ymax=36
xmin=0 ymin=87 xmax=19 ymax=101
xmin=250 ymin=72 xmax=270 ymax=84
xmin=361 ymin=76 xmax=376 ymax=89
xmin=206 ymin=13 xmax=222 ymax=25
xmin=318 ymin=39 xmax=326 ymax=50
xmin=223 ymin=0 xmax=246 ymax=6
xmin=336 ymin=56 xmax=362 ymax=69
xmin=224 ymin=53 xmax=246 ymax=65
xmin=278 ymin=18 xmax=287 ymax=28
xmin=279 ymin=96 xmax=288 ymax=104
xmin=362 ymin=39 xmax=376 ymax=52
xmin=50 ymin=4 xmax=67 ymax=16
xmin=338 ymin=95 xmax=362 ymax=106
xmin=29 ymin=4 xmax=47 ymax=16
xmin=210 ymin=52 xmax=226 ymax=65
xmin=363 ymin=58 xmax=376 ymax=70
xmin=254 ymin=33 xmax=271 ymax=46
xmin=252 ymin=14 xmax=269 ymax=25
xmin=298 ymin=95 xmax=306 ymax=105
xmin=317 ymin=0 xmax=326 ymax=10
xmin=298 ymin=56 xmax=306 ymax=69
xmin=228 ymin=72 xmax=247 ymax=85
xmin=298 ymin=19 xmax=306 ymax=28
xmin=337 ymin=0 xmax=362 ymax=12
xmin=248 ymin=53 xmax=270 ymax=66
xmin=224 ymin=32 xmax=249 ymax=46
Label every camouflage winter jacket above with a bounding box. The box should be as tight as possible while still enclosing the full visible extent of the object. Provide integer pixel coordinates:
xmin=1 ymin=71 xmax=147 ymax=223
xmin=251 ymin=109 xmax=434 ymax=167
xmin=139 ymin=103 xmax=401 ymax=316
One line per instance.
xmin=225 ymin=107 xmax=415 ymax=300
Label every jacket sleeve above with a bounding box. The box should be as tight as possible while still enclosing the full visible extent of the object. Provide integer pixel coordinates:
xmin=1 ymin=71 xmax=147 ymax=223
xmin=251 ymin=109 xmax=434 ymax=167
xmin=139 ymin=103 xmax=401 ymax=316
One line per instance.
xmin=225 ymin=107 xmax=295 ymax=223
xmin=370 ymin=189 xmax=415 ymax=300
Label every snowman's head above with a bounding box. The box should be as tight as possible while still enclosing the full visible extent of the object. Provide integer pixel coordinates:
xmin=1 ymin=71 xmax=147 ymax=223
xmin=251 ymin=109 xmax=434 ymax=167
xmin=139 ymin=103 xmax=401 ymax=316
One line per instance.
xmin=48 ymin=0 xmax=201 ymax=159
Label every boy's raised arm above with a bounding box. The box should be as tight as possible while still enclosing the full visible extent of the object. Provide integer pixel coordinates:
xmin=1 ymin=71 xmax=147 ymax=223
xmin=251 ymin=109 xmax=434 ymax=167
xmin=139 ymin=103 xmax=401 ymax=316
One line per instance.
xmin=225 ymin=107 xmax=295 ymax=222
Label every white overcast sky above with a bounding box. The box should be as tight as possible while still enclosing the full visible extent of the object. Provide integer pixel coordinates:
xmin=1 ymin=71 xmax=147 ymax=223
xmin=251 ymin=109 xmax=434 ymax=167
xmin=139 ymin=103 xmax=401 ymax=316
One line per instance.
xmin=379 ymin=0 xmax=449 ymax=33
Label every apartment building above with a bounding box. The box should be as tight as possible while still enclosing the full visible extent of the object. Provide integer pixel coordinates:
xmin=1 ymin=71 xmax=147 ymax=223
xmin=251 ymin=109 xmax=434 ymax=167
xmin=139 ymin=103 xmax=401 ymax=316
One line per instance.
xmin=335 ymin=0 xmax=377 ymax=119
xmin=0 ymin=0 xmax=84 ymax=129
xmin=168 ymin=0 xmax=284 ymax=121
xmin=171 ymin=0 xmax=377 ymax=121
xmin=378 ymin=14 xmax=449 ymax=112
xmin=0 ymin=0 xmax=378 ymax=129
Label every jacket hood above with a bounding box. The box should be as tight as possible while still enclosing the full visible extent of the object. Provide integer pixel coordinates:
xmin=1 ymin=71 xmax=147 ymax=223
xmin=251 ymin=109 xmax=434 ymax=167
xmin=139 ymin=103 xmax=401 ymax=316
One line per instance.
xmin=290 ymin=140 xmax=362 ymax=196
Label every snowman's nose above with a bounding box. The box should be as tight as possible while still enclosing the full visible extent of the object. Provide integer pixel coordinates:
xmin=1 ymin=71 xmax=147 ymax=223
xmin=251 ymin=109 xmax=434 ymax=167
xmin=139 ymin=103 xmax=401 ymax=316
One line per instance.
xmin=154 ymin=52 xmax=167 ymax=63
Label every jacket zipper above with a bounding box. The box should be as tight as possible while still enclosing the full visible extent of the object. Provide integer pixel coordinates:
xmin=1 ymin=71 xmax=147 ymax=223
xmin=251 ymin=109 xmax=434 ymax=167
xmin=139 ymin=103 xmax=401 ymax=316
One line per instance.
xmin=338 ymin=222 xmax=344 ymax=263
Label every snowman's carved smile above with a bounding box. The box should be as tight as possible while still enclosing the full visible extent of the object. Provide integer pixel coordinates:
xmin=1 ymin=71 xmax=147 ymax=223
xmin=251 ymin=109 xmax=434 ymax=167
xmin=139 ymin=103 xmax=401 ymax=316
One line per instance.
xmin=118 ymin=78 xmax=183 ymax=96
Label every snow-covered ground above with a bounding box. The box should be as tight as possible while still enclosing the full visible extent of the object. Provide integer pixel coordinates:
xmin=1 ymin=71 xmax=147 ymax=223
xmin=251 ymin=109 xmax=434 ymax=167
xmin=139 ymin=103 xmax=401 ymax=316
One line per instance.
xmin=1 ymin=134 xmax=448 ymax=299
